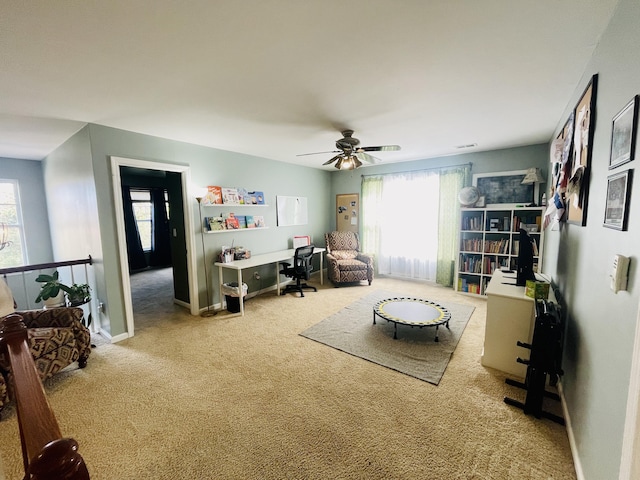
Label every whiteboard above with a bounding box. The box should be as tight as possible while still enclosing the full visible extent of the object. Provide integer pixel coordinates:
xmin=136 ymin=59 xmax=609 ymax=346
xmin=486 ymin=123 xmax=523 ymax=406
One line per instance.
xmin=276 ymin=196 xmax=308 ymax=226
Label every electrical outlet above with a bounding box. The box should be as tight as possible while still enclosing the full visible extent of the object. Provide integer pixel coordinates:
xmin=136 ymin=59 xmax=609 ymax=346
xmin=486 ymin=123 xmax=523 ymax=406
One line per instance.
xmin=253 ymin=271 xmax=261 ymax=280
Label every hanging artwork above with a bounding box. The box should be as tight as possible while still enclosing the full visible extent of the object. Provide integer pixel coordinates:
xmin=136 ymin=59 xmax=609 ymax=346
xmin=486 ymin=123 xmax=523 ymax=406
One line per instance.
xmin=544 ymin=113 xmax=574 ymax=230
xmin=609 ymin=95 xmax=638 ymax=169
xmin=567 ymin=74 xmax=598 ymax=226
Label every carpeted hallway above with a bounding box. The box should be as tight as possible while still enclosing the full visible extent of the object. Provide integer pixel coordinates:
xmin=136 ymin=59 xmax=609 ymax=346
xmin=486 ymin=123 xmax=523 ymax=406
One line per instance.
xmin=0 ymin=270 xmax=576 ymax=479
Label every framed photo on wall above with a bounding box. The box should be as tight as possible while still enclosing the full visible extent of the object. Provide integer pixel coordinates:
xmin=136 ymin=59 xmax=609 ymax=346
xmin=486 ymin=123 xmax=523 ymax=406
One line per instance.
xmin=604 ymin=169 xmax=633 ymax=230
xmin=609 ymin=95 xmax=639 ymax=169
xmin=472 ymin=170 xmax=535 ymax=208
xmin=567 ymin=74 xmax=598 ymax=226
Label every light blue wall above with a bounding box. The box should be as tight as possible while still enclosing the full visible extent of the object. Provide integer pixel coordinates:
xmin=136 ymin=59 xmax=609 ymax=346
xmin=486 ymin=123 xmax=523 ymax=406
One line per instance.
xmin=544 ymin=0 xmax=639 ymax=478
xmin=330 ymin=143 xmax=549 ymax=231
xmin=0 ymin=157 xmax=54 ymax=307
xmin=84 ymin=124 xmax=332 ymax=336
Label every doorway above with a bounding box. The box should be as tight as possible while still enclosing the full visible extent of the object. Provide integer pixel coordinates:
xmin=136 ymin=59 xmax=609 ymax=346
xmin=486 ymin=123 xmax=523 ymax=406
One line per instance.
xmin=111 ymin=157 xmax=198 ymax=337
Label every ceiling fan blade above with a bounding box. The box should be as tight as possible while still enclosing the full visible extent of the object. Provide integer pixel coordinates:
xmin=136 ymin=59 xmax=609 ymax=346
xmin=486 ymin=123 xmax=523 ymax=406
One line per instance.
xmin=323 ymin=154 xmax=341 ymax=166
xmin=297 ymin=150 xmax=340 ymax=157
xmin=358 ymin=145 xmax=401 ymax=152
xmin=355 ymin=152 xmax=381 ymax=164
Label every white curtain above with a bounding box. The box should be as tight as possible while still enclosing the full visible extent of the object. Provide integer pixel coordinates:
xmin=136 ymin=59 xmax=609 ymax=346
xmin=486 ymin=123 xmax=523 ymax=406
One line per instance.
xmin=363 ymin=170 xmax=440 ymax=281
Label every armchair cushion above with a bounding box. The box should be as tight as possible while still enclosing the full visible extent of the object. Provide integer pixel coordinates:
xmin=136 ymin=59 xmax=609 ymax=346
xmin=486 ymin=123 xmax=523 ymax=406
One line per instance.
xmin=329 ymin=250 xmax=358 ymax=260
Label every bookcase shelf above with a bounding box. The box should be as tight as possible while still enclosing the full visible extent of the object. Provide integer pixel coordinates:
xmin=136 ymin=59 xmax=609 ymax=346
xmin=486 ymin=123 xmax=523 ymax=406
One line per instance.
xmin=456 ymin=206 xmax=544 ymax=296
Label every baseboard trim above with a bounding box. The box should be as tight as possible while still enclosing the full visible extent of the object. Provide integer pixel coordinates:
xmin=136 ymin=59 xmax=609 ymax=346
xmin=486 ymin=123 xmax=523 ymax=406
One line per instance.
xmin=558 ymin=381 xmax=585 ymax=480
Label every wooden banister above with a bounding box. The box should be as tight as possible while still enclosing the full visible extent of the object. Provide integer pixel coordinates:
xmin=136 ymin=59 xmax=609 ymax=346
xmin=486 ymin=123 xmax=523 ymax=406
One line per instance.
xmin=0 ymin=314 xmax=90 ymax=479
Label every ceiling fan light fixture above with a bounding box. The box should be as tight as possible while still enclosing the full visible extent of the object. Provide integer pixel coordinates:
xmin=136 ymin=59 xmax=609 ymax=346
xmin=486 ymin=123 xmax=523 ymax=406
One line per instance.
xmin=300 ymin=130 xmax=401 ymax=169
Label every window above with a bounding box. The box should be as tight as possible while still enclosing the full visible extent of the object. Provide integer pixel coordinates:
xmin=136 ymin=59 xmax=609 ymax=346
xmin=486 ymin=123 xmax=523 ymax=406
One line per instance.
xmin=0 ymin=180 xmax=27 ymax=267
xmin=130 ymin=189 xmax=153 ymax=251
xmin=130 ymin=188 xmax=170 ymax=252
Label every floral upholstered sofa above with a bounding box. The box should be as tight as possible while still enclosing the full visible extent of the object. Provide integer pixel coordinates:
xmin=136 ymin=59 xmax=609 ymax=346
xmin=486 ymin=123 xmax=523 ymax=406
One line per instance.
xmin=325 ymin=231 xmax=374 ymax=286
xmin=0 ymin=307 xmax=91 ymax=414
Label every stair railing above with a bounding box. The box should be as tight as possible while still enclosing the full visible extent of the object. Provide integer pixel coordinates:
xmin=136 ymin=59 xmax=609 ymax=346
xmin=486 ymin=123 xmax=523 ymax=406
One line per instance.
xmin=0 ymin=314 xmax=90 ymax=479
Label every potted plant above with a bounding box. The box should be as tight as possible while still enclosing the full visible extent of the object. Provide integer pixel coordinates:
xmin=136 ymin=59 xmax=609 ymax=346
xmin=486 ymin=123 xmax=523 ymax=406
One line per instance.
xmin=66 ymin=283 xmax=91 ymax=307
xmin=35 ymin=271 xmax=69 ymax=308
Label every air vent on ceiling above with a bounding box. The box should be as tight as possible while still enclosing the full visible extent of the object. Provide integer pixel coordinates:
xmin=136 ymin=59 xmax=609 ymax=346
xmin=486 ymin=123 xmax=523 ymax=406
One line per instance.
xmin=455 ymin=143 xmax=478 ymax=149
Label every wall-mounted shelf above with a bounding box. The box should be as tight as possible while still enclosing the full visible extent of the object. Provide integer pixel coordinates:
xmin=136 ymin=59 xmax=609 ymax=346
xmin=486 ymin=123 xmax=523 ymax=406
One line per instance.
xmin=204 ymin=204 xmax=269 ymax=208
xmin=206 ymin=227 xmax=269 ymax=234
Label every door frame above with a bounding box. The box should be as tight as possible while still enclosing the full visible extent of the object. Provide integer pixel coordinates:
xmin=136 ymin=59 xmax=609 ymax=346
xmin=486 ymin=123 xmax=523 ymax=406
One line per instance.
xmin=111 ymin=156 xmax=198 ymax=337
xmin=619 ymin=300 xmax=640 ymax=479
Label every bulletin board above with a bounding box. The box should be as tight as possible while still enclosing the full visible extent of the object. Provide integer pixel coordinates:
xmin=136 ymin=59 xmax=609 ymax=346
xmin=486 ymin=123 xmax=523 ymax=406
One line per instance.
xmin=336 ymin=193 xmax=359 ymax=232
xmin=567 ymin=74 xmax=598 ymax=225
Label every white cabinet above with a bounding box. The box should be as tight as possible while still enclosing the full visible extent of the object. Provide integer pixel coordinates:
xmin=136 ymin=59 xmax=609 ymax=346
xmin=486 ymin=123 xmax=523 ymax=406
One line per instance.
xmin=482 ymin=269 xmax=556 ymax=378
xmin=456 ymin=207 xmax=544 ymax=296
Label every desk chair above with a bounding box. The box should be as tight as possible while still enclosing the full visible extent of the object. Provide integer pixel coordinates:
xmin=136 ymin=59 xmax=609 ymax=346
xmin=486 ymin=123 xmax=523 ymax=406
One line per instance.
xmin=279 ymin=245 xmax=317 ymax=297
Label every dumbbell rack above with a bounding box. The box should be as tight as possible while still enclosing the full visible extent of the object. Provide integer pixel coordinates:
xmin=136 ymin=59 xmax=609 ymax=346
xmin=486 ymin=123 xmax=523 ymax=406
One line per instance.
xmin=504 ymin=299 xmax=565 ymax=425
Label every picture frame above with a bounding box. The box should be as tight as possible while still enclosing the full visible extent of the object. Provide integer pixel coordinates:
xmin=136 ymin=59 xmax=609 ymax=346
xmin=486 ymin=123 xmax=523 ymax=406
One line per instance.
xmin=567 ymin=74 xmax=598 ymax=226
xmin=472 ymin=170 xmax=535 ymax=208
xmin=604 ymin=169 xmax=633 ymax=231
xmin=609 ymin=95 xmax=639 ymax=169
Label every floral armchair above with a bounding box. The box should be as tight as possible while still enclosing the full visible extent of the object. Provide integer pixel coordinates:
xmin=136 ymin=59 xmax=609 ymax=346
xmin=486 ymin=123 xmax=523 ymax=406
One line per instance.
xmin=0 ymin=307 xmax=91 ymax=414
xmin=325 ymin=231 xmax=374 ymax=286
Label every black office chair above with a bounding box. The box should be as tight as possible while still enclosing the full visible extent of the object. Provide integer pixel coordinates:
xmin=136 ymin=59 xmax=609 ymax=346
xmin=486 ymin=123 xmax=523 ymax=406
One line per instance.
xmin=279 ymin=244 xmax=317 ymax=297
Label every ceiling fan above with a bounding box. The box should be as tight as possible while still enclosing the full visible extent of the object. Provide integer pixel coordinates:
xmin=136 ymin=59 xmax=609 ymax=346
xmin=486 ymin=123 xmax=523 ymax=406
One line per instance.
xmin=297 ymin=130 xmax=401 ymax=170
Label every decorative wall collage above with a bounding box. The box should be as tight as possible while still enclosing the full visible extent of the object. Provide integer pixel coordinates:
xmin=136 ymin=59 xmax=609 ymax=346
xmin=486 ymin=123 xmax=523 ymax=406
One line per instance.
xmin=545 ymin=74 xmax=638 ymax=232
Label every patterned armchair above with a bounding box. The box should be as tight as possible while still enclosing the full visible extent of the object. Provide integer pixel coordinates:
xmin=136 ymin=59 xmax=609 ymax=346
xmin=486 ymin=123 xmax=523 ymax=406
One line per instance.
xmin=325 ymin=231 xmax=374 ymax=286
xmin=0 ymin=307 xmax=91 ymax=414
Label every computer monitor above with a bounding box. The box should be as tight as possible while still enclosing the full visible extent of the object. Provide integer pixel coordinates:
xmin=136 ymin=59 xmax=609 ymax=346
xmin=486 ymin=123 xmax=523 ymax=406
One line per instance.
xmin=516 ymin=228 xmax=536 ymax=286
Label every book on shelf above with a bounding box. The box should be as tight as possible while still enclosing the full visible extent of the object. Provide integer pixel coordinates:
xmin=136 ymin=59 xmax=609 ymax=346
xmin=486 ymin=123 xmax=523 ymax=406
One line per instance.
xmin=206 ymin=216 xmax=226 ymax=231
xmin=202 ymin=186 xmax=223 ymax=205
xmin=245 ymin=215 xmax=256 ymax=228
xmin=237 ymin=188 xmax=250 ymax=205
xmin=235 ymin=215 xmax=247 ymax=228
xmin=248 ymin=191 xmax=265 ymax=205
xmin=222 ymin=187 xmax=240 ymax=205
xmin=462 ymin=215 xmax=483 ymax=231
xmin=458 ymin=277 xmax=480 ymax=294
xmin=461 ymin=238 xmax=483 ymax=252
xmin=225 ymin=213 xmax=240 ymax=229
xmin=253 ymin=215 xmax=265 ymax=228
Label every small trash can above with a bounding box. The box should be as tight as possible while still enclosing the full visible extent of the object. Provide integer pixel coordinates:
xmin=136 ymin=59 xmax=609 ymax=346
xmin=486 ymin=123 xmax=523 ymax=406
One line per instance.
xmin=222 ymin=282 xmax=248 ymax=313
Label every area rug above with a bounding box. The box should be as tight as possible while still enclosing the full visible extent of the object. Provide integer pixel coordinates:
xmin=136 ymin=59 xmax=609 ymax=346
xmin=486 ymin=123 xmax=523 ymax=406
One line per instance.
xmin=300 ymin=290 xmax=475 ymax=385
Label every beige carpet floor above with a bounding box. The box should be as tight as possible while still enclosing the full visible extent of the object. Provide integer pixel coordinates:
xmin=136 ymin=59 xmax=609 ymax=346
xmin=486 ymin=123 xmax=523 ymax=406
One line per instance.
xmin=0 ymin=269 xmax=576 ymax=479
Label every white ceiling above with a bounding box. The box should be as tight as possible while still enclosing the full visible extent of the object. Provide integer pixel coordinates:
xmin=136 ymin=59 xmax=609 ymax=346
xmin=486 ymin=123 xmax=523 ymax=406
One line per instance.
xmin=0 ymin=1 xmax=619 ymax=170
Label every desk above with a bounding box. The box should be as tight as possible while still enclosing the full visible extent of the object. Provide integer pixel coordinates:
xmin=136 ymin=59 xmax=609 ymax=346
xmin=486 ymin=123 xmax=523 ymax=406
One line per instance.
xmin=482 ymin=269 xmax=556 ymax=378
xmin=214 ymin=247 xmax=325 ymax=316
